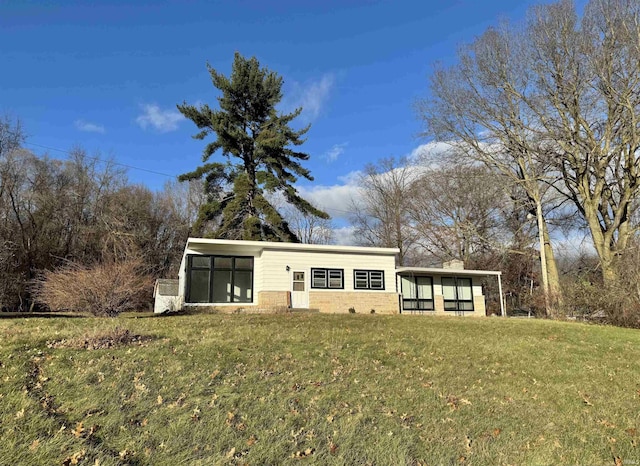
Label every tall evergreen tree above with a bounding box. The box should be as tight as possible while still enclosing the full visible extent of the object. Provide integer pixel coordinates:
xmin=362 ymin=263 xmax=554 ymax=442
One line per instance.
xmin=177 ymin=53 xmax=329 ymax=242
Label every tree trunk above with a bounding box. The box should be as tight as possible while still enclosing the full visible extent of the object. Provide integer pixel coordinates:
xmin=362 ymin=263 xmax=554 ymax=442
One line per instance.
xmin=541 ymin=218 xmax=562 ymax=312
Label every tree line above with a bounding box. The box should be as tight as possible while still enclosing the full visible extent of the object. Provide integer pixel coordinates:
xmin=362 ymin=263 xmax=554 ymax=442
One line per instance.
xmin=3 ymin=0 xmax=640 ymax=327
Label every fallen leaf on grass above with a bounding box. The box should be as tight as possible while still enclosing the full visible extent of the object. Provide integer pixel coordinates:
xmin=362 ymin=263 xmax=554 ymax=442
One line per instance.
xmin=226 ymin=447 xmax=236 ymax=458
xmin=157 ymin=395 xmax=163 ymax=405
xmin=598 ymin=419 xmax=617 ymax=429
xmin=614 ymin=456 xmax=623 ymax=466
xmin=15 ymin=409 xmax=24 ymax=419
xmin=293 ymin=448 xmax=315 ymax=458
xmin=492 ymin=428 xmax=502 ymax=438
xmin=329 ymin=441 xmax=338 ymax=455
xmin=72 ymin=422 xmax=84 ymax=438
xmin=29 ymin=439 xmax=39 ymax=451
xmin=62 ymin=450 xmax=85 ymax=466
xmin=247 ymin=435 xmax=257 ymax=446
xmin=119 ymin=449 xmax=133 ymax=460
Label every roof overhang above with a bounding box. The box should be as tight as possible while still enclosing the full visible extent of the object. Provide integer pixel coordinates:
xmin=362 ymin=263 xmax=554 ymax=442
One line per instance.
xmin=396 ymin=267 xmax=501 ymax=277
xmin=185 ymin=237 xmax=400 ymax=256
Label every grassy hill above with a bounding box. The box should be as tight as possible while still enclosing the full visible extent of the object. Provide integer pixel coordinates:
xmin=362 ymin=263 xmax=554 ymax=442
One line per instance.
xmin=1 ymin=312 xmax=639 ymax=465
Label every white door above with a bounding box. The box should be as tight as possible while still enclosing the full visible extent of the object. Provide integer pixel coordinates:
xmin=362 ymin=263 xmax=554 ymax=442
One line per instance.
xmin=291 ymin=271 xmax=309 ymax=309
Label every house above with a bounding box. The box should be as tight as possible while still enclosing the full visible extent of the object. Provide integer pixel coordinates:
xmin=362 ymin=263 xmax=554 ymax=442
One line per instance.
xmin=157 ymin=237 xmax=504 ymax=316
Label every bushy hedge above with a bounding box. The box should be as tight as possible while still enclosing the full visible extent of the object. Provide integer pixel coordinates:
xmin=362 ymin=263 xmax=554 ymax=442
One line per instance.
xmin=33 ymin=259 xmax=152 ymax=317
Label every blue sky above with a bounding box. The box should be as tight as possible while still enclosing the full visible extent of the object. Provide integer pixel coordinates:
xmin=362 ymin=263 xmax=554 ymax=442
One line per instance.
xmin=2 ymin=0 xmax=568 ymax=224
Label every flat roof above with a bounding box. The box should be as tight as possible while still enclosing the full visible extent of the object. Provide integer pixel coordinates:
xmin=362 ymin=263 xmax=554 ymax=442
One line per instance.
xmin=186 ymin=237 xmax=400 ymax=255
xmin=396 ymin=266 xmax=501 ymax=276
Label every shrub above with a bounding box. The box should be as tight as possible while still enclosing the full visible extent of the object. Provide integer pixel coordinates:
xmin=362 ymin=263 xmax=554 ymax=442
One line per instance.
xmin=560 ymin=246 xmax=640 ymax=328
xmin=33 ymin=258 xmax=153 ymax=317
xmin=370 ymin=309 xmax=376 ymax=314
xmin=348 ymin=307 xmax=356 ymax=314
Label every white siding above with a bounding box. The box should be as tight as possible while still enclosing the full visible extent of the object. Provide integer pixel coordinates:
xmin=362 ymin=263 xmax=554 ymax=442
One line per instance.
xmin=259 ymin=249 xmax=396 ymax=292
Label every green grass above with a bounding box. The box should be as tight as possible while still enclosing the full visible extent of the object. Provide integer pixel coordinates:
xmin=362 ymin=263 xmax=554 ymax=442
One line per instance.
xmin=1 ymin=313 xmax=639 ymax=465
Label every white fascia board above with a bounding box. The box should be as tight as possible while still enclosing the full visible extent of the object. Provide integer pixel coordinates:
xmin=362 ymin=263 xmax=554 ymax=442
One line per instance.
xmin=185 ymin=237 xmax=400 ymax=256
xmin=395 ymin=267 xmax=502 ymax=276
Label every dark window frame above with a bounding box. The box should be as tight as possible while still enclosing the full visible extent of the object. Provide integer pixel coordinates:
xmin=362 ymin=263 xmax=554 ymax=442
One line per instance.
xmin=441 ymin=277 xmax=474 ymax=311
xmin=310 ymin=268 xmax=344 ymax=289
xmin=353 ymin=269 xmax=385 ymax=290
xmin=186 ymin=254 xmax=254 ymax=304
xmin=401 ymin=275 xmax=434 ymax=311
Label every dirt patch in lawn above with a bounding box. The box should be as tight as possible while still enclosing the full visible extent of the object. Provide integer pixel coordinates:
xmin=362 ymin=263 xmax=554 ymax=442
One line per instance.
xmin=47 ymin=327 xmax=153 ymax=350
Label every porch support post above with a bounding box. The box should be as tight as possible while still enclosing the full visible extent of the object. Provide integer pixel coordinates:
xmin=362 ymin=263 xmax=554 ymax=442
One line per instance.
xmin=497 ymin=273 xmax=505 ymax=317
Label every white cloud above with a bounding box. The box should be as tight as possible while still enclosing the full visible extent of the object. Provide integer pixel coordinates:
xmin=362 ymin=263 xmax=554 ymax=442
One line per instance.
xmin=297 ymin=182 xmax=361 ymax=223
xmin=408 ymin=141 xmax=456 ymax=162
xmin=284 ymin=73 xmax=335 ymax=122
xmin=331 ymin=226 xmax=358 ymax=246
xmin=323 ymin=142 xmax=348 ymax=163
xmin=136 ymin=104 xmax=185 ymax=133
xmin=74 ymin=119 xmax=105 ymax=134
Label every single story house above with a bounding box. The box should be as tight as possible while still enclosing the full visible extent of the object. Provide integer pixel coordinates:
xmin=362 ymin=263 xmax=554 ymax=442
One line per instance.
xmin=156 ymin=238 xmax=504 ymax=316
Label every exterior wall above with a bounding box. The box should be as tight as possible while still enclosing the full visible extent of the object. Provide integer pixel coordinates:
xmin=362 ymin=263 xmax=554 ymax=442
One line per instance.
xmin=259 ymin=248 xmax=397 ymax=292
xmin=398 ymin=274 xmax=487 ymax=317
xmin=257 ymin=291 xmax=290 ymax=309
xmin=309 ymin=291 xmax=399 ymax=314
xmin=178 ymin=242 xmax=398 ymax=312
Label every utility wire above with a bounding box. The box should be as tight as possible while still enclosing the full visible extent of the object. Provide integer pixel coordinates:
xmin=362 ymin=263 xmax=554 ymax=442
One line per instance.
xmin=25 ymin=142 xmax=178 ymax=179
xmin=23 ymin=141 xmax=358 ymax=216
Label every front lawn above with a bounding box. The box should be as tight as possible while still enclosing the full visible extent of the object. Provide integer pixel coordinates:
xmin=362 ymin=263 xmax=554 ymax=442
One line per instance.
xmin=1 ymin=313 xmax=639 ymax=465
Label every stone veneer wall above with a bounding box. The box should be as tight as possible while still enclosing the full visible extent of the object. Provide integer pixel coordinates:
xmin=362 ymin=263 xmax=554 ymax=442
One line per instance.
xmin=308 ymin=291 xmax=399 ymax=314
xmin=257 ymin=291 xmax=290 ymax=309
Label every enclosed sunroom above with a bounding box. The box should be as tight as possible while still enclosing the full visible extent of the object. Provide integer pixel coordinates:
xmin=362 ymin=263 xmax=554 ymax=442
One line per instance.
xmin=396 ymin=263 xmax=504 ymax=317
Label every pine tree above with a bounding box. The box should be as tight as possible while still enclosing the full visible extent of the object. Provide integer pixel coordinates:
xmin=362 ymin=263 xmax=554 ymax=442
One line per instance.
xmin=177 ymin=53 xmax=329 ymax=242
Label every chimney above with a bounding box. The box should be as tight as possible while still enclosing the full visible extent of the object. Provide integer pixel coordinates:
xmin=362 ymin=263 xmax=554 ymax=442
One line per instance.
xmin=442 ymin=259 xmax=465 ymax=270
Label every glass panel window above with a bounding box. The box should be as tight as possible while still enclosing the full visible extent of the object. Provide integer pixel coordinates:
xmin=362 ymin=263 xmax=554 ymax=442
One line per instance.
xmin=354 ymin=270 xmax=384 ymax=290
xmin=416 ymin=276 xmax=433 ymax=299
xmin=235 ymin=257 xmax=253 ymax=270
xmin=441 ymin=278 xmax=457 ymax=300
xmin=457 ymin=278 xmax=472 ymax=300
xmin=292 ymin=271 xmax=305 ymax=291
xmin=233 ymin=270 xmax=252 ymax=303
xmin=369 ymin=271 xmax=384 ymax=290
xmin=311 ymin=268 xmax=343 ymax=289
xmin=189 ymin=269 xmax=211 ymax=303
xmin=212 ymin=270 xmax=232 ymax=302
xmin=401 ymin=275 xmax=433 ymax=311
xmin=214 ymin=257 xmax=233 ymax=269
xmin=401 ymin=276 xmax=416 ymax=299
xmin=442 ymin=277 xmax=474 ymax=311
xmin=186 ymin=254 xmax=253 ymax=304
xmin=191 ymin=256 xmax=210 ymax=268
xmin=311 ymin=269 xmax=327 ymax=288
xmin=328 ymin=270 xmax=343 ymax=288
xmin=354 ymin=271 xmax=369 ymax=289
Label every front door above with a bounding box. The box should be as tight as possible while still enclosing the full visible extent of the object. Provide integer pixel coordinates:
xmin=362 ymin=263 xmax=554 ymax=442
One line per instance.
xmin=291 ymin=271 xmax=309 ymax=309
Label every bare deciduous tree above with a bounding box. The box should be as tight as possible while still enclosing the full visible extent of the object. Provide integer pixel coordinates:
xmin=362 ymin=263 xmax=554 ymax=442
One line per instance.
xmin=408 ymin=165 xmax=507 ymax=264
xmin=350 ymin=157 xmax=420 ymax=265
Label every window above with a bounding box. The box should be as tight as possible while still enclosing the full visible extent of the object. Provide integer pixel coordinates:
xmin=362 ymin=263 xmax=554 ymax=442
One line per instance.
xmin=311 ymin=268 xmax=344 ymax=289
xmin=186 ymin=255 xmax=253 ymax=303
xmin=292 ymin=272 xmax=305 ymax=292
xmin=354 ymin=270 xmax=385 ymax=290
xmin=441 ymin=277 xmax=474 ymax=311
xmin=401 ymin=276 xmax=434 ymax=311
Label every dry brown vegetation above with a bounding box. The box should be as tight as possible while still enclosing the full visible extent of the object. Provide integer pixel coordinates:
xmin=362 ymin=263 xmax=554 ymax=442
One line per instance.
xmin=33 ymin=258 xmax=153 ymax=317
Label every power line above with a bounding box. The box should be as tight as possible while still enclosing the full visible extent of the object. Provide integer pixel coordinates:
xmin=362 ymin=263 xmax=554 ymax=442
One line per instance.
xmin=23 ymin=141 xmax=360 ymax=216
xmin=25 ymin=142 xmax=178 ymax=179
